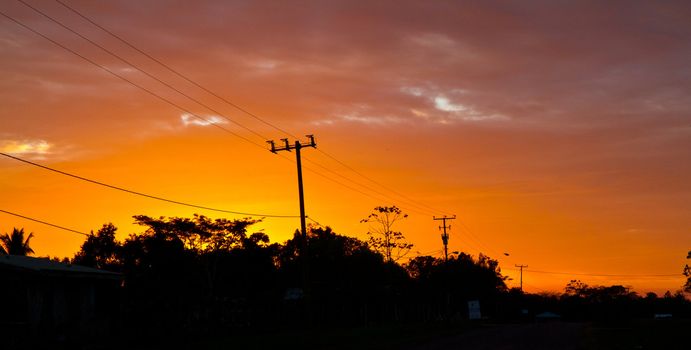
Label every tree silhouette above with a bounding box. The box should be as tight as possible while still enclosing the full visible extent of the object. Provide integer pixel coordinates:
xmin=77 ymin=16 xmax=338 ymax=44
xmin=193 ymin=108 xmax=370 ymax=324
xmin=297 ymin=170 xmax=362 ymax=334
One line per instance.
xmin=360 ymin=206 xmax=413 ymax=263
xmin=132 ymin=214 xmax=258 ymax=253
xmin=405 ymin=255 xmax=437 ymax=280
xmin=684 ymin=250 xmax=691 ymax=292
xmin=404 ymin=253 xmax=508 ymax=320
xmin=0 ymin=227 xmax=35 ymax=255
xmin=279 ymin=225 xmax=388 ymax=288
xmin=130 ymin=214 xmax=261 ymax=296
xmin=564 ymin=279 xmax=590 ymax=297
xmin=73 ymin=223 xmax=120 ymax=270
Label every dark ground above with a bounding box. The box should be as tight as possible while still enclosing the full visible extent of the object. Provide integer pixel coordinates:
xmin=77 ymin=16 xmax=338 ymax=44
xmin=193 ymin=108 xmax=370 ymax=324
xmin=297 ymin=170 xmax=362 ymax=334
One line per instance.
xmin=407 ymin=322 xmax=584 ymax=350
xmin=24 ymin=318 xmax=686 ymax=349
xmin=184 ymin=318 xmax=688 ymax=350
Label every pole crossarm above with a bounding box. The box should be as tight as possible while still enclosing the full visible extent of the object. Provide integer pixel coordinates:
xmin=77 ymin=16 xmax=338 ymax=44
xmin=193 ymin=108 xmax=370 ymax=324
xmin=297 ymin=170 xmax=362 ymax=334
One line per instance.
xmin=433 ymin=215 xmax=456 ymax=262
xmin=266 ymin=135 xmax=316 ymax=241
xmin=515 ymin=264 xmax=528 ymax=292
xmin=268 ymin=135 xmax=316 ymax=153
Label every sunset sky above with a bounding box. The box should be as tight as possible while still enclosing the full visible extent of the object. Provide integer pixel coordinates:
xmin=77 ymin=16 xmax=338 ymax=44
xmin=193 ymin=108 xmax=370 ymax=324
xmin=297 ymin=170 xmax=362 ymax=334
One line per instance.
xmin=1 ymin=0 xmax=690 ymax=294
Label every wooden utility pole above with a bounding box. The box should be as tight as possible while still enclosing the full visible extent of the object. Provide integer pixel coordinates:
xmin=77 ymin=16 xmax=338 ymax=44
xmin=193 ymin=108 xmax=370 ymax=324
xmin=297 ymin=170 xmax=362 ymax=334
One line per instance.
xmin=267 ymin=135 xmax=316 ymax=247
xmin=515 ymin=264 xmax=528 ymax=292
xmin=433 ymin=215 xmax=456 ymax=262
xmin=268 ymin=135 xmax=316 ymax=320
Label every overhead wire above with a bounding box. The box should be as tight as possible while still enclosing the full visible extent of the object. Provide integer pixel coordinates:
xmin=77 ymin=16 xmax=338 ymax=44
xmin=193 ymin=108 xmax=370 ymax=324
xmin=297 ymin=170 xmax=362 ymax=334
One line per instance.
xmin=413 ymin=249 xmax=443 ymax=257
xmin=46 ymin=0 xmax=450 ymax=217
xmin=53 ymin=0 xmax=298 ymax=139
xmin=0 ymin=209 xmax=89 ymax=236
xmin=302 ymin=157 xmax=437 ymax=216
xmin=5 ymin=1 xmax=453 ymax=234
xmin=0 ymin=152 xmax=300 ymax=218
xmin=306 ymin=216 xmax=321 ymax=226
xmin=313 ymin=148 xmax=451 ymax=215
xmin=0 ymin=6 xmax=311 ymax=219
xmin=302 ymin=160 xmax=437 ymax=216
xmin=502 ymin=267 xmax=680 ymax=278
xmin=521 ymin=281 xmax=552 ymax=294
xmin=5 ymin=5 xmax=679 ymax=287
xmin=17 ymin=0 xmax=269 ymax=144
xmin=456 ymin=219 xmax=507 ymax=259
xmin=0 ymin=9 xmax=263 ymax=149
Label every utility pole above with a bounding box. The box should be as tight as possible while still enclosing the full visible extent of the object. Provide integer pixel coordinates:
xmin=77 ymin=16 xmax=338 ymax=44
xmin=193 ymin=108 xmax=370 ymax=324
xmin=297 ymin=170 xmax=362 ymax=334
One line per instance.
xmin=267 ymin=135 xmax=316 ymax=247
xmin=515 ymin=264 xmax=528 ymax=292
xmin=268 ymin=136 xmax=316 ymax=320
xmin=433 ymin=215 xmax=456 ymax=262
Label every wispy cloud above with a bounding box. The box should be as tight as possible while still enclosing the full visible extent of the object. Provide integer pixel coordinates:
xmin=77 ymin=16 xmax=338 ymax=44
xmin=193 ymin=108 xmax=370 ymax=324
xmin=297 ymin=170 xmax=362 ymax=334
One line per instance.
xmin=434 ymin=96 xmax=468 ymax=113
xmin=0 ymin=139 xmax=52 ymax=159
xmin=180 ymin=113 xmax=228 ymax=127
xmin=340 ymin=113 xmax=406 ymax=125
xmin=312 ymin=113 xmax=406 ymax=126
xmin=401 ymin=86 xmax=510 ymax=123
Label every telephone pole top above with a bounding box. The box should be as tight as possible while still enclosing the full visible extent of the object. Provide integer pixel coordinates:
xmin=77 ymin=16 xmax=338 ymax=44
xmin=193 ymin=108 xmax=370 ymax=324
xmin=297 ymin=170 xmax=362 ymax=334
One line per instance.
xmin=515 ymin=264 xmax=528 ymax=292
xmin=433 ymin=215 xmax=456 ymax=262
xmin=267 ymin=135 xmax=316 ymax=243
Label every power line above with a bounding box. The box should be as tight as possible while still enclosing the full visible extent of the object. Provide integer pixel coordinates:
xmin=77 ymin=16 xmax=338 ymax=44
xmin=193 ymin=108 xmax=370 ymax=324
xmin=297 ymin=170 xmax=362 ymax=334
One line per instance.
xmin=301 ymin=160 xmax=437 ymax=216
xmin=299 ymin=162 xmax=432 ymax=216
xmin=306 ymin=216 xmax=321 ymax=226
xmin=521 ymin=281 xmax=552 ymax=294
xmin=503 ymin=267 xmax=679 ymax=278
xmin=34 ymin=0 xmax=400 ymax=218
xmin=53 ymin=0 xmax=298 ymax=139
xmin=17 ymin=0 xmax=268 ymax=144
xmin=0 ymin=152 xmax=300 ymax=218
xmin=413 ymin=249 xmax=443 ymax=257
xmin=48 ymin=0 xmax=450 ymax=217
xmin=456 ymin=220 xmax=506 ymax=259
xmin=302 ymin=157 xmax=437 ymax=216
xmin=530 ymin=269 xmax=680 ymax=278
xmin=0 ymin=9 xmax=264 ymax=149
xmin=314 ymin=148 xmax=451 ymax=215
xmin=43 ymin=0 xmax=429 ymax=218
xmin=0 ymin=209 xmax=88 ymax=236
xmin=6 ymin=3 xmax=452 ymax=222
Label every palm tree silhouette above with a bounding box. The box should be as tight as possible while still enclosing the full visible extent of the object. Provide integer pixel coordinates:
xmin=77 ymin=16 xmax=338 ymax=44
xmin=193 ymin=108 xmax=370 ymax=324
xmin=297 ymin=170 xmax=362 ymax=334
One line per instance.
xmin=0 ymin=227 xmax=35 ymax=255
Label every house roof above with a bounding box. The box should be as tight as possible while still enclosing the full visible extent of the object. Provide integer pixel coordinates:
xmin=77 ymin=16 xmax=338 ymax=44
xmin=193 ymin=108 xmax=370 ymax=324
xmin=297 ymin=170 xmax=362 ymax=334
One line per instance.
xmin=0 ymin=254 xmax=119 ymax=278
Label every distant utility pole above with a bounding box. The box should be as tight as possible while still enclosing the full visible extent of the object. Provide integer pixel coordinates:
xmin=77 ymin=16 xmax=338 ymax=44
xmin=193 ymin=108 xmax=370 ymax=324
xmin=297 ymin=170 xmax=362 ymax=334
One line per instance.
xmin=433 ymin=215 xmax=456 ymax=262
xmin=515 ymin=264 xmax=528 ymax=292
xmin=267 ymin=135 xmax=316 ymax=244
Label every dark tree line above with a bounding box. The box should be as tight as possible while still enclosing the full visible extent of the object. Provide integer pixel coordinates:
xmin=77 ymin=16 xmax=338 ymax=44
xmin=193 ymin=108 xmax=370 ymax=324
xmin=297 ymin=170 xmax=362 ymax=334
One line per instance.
xmin=61 ymin=213 xmax=691 ymax=345
xmin=69 ymin=214 xmax=508 ymax=340
xmin=503 ymin=280 xmax=691 ymax=323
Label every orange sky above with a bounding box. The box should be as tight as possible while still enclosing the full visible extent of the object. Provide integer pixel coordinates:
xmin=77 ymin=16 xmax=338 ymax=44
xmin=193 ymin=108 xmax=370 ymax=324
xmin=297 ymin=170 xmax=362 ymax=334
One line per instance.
xmin=1 ymin=0 xmax=690 ymax=295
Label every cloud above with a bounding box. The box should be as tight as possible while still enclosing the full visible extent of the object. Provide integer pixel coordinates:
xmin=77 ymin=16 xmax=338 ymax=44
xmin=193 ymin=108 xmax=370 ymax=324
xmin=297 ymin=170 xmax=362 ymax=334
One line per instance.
xmin=251 ymin=59 xmax=280 ymax=70
xmin=401 ymin=86 xmax=510 ymax=123
xmin=312 ymin=113 xmax=406 ymax=126
xmin=341 ymin=113 xmax=406 ymax=125
xmin=434 ymin=96 xmax=467 ymax=112
xmin=0 ymin=139 xmax=52 ymax=159
xmin=400 ymin=86 xmax=424 ymax=97
xmin=180 ymin=113 xmax=228 ymax=127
